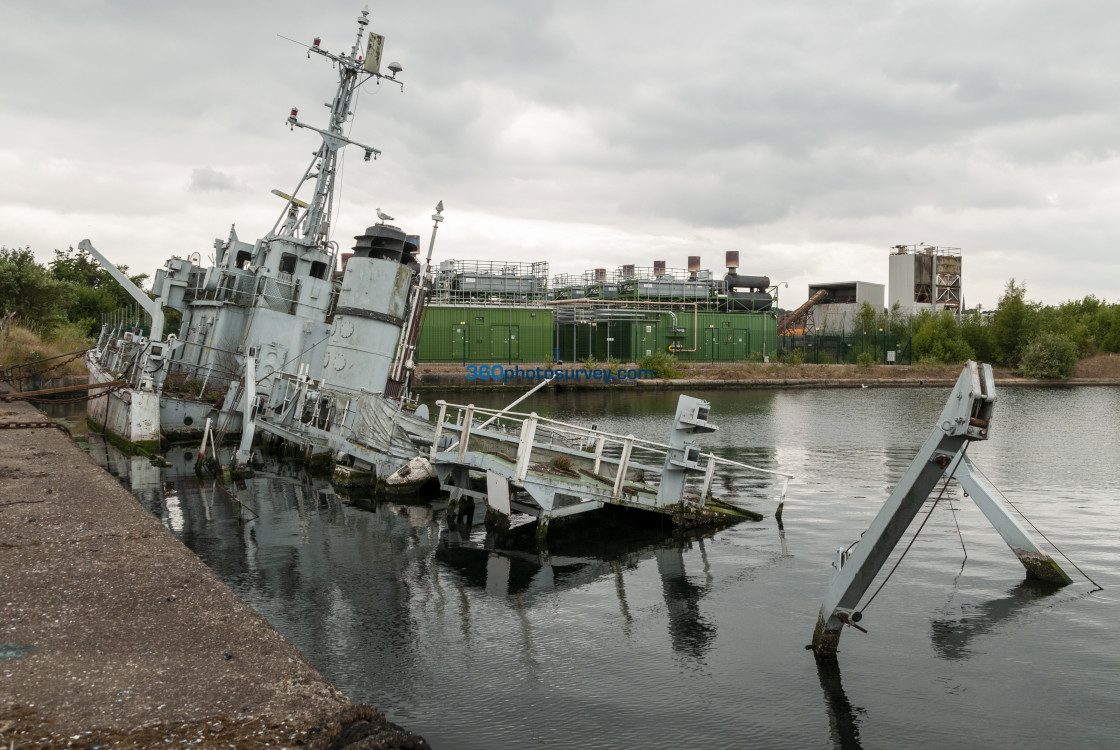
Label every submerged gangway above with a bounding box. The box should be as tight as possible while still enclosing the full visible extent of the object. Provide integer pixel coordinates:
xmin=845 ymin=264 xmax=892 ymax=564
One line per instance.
xmin=428 ymin=394 xmax=793 ymax=540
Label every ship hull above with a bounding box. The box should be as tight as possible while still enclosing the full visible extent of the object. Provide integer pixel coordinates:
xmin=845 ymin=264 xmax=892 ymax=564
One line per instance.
xmin=86 ymin=353 xmax=161 ymax=449
xmin=86 ymin=352 xmax=239 ymax=449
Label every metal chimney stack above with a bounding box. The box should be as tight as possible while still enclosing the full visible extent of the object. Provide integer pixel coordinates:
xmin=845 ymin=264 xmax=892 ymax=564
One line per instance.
xmin=725 ymin=250 xmax=739 ymax=270
xmin=687 ymin=256 xmax=701 ymax=272
xmin=653 ymin=260 xmax=667 ymax=276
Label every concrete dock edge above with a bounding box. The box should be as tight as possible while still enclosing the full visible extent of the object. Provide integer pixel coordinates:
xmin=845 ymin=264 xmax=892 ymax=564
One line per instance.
xmin=0 ymin=398 xmax=429 ymax=748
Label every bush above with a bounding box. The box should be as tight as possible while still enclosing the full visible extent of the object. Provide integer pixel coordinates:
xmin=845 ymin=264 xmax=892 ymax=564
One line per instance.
xmin=959 ymin=311 xmax=996 ymax=362
xmin=912 ymin=311 xmax=975 ymax=363
xmin=786 ymin=348 xmax=804 ymax=366
xmin=550 ymin=454 xmax=573 ymax=471
xmin=638 ymin=352 xmax=681 ymax=379
xmin=1019 ymin=332 xmax=1077 ymax=379
xmin=856 ymin=352 xmax=875 ymax=368
xmin=0 ymin=247 xmax=75 ymax=335
xmin=992 ymin=279 xmax=1034 ymax=367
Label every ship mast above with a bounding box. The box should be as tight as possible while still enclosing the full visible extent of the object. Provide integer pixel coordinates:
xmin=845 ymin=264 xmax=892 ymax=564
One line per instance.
xmin=272 ymin=4 xmax=403 ymax=246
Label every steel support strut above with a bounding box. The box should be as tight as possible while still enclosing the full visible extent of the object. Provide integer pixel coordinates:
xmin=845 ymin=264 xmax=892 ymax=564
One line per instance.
xmin=951 ymin=454 xmax=1071 ymax=585
xmin=811 ymin=361 xmax=1070 ymax=655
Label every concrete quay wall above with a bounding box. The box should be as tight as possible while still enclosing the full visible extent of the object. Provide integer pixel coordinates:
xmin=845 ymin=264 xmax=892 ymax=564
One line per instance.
xmin=0 ymin=398 xmax=427 ymax=748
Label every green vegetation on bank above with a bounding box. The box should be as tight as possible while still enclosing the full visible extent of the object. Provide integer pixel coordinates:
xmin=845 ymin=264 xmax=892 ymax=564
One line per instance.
xmin=1 ymin=245 xmax=147 ymax=337
xmin=4 ymin=244 xmax=1119 ymax=382
xmin=1 ymin=245 xmax=149 ymax=376
xmin=829 ymin=280 xmax=1118 ymax=379
xmin=0 ymin=321 xmax=91 ymax=377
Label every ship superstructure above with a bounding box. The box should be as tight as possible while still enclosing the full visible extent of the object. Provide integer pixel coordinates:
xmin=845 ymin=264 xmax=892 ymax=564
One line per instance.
xmin=84 ymin=6 xmax=441 ymax=478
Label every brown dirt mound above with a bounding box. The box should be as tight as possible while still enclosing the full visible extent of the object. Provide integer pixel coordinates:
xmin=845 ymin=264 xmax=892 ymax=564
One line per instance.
xmin=1073 ymin=353 xmax=1120 ymax=379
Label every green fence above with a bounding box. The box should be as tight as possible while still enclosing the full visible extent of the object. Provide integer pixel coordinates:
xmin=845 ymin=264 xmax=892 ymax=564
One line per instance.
xmin=776 ymin=330 xmax=913 ymax=365
xmin=556 ymin=311 xmax=777 ymax=363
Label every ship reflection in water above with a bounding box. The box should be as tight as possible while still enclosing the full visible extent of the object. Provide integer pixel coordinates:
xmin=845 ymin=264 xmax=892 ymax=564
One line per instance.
xmin=93 ymin=431 xmax=730 ymax=669
xmin=79 ymin=384 xmax=1120 ymax=750
xmin=89 ymin=434 xmax=837 ymax=746
xmin=437 ymin=514 xmax=719 ymax=665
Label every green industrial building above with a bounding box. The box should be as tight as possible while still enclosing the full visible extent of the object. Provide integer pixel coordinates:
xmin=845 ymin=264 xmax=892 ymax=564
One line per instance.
xmin=415 ymin=256 xmax=780 ymax=364
xmin=416 ymin=305 xmax=555 ymax=364
xmin=416 ymin=303 xmax=777 ymax=364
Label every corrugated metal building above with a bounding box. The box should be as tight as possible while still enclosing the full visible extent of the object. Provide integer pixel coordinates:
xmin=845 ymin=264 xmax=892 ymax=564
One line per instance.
xmin=416 ymin=304 xmax=776 ymax=364
xmin=416 ymin=251 xmax=778 ymax=364
xmin=417 ymin=305 xmax=554 ymax=364
xmin=556 ymin=310 xmax=776 ymax=363
xmin=806 ymin=281 xmax=886 ymax=334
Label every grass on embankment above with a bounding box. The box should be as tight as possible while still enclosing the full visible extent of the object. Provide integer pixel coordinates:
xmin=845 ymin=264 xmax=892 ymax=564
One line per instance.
xmin=669 ymin=360 xmax=997 ymax=381
xmin=674 ymin=354 xmax=1120 ymax=381
xmin=0 ymin=322 xmax=92 ymax=377
xmin=1072 ymin=353 xmax=1120 ymax=379
xmin=417 ymin=355 xmax=1120 ymax=383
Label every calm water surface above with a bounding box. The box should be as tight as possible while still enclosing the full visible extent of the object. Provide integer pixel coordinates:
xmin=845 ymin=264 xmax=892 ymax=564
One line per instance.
xmin=92 ymin=385 xmax=1120 ymax=749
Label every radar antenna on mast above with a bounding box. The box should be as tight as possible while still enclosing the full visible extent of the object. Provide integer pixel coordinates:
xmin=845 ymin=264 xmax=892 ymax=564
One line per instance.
xmin=268 ymin=5 xmax=405 ymax=245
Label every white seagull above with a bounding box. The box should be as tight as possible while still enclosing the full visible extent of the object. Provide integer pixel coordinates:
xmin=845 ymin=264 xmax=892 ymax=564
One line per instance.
xmin=376 ymin=207 xmax=394 ymax=223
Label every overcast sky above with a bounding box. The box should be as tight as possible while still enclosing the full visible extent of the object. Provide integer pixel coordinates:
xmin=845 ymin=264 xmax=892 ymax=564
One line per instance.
xmin=2 ymin=0 xmax=1118 ymax=309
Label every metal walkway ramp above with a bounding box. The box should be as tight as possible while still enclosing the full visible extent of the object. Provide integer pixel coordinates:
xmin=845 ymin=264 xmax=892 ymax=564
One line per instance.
xmin=429 ymin=394 xmax=792 ymax=541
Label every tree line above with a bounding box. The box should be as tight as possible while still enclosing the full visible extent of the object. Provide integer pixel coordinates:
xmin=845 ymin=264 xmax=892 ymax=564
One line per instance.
xmin=0 ymin=246 xmax=147 ymax=339
xmin=4 ymin=245 xmax=1118 ymax=379
xmin=852 ymin=280 xmax=1120 ymax=377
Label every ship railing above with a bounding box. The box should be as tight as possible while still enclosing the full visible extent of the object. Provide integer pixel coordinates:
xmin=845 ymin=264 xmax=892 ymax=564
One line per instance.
xmin=256 ymin=276 xmax=300 ymax=313
xmin=181 ymin=270 xmax=256 ymax=307
xmin=178 ymin=270 xmax=302 ymax=309
xmin=431 ymin=400 xmax=792 ymax=504
xmin=428 ymin=289 xmax=551 ymax=304
xmin=215 ymin=270 xmax=256 ymax=306
xmin=163 ymin=342 xmax=242 ymax=399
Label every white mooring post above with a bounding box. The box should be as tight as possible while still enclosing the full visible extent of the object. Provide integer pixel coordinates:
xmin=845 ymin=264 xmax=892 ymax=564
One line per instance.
xmin=592 ymin=434 xmax=606 ymax=475
xmin=198 ymin=417 xmax=213 ymax=461
xmin=613 ymin=435 xmax=635 ymax=499
xmin=700 ymin=453 xmax=717 ymax=506
xmin=457 ymin=405 xmax=474 ymax=463
xmin=514 ymin=413 xmax=539 ymax=483
xmin=431 ymin=400 xmax=448 ymax=459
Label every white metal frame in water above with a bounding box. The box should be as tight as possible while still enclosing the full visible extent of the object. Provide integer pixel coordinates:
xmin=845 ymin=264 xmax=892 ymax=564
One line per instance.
xmin=430 ymin=397 xmax=792 ymax=520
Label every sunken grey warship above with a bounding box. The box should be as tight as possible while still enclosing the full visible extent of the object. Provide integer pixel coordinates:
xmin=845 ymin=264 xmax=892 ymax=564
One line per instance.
xmin=84 ymin=5 xmax=442 ymax=480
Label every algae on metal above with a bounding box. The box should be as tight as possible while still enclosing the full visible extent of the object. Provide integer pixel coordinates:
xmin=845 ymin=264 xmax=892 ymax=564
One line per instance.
xmin=85 ymin=416 xmax=160 ymax=456
xmin=812 ymin=615 xmax=842 ymax=655
xmin=1018 ymin=551 xmax=1074 ymax=585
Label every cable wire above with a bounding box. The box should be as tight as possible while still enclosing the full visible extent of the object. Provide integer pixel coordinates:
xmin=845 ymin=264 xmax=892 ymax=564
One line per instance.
xmin=859 ymin=444 xmax=970 ymax=614
xmin=970 ymin=460 xmax=1103 ymax=591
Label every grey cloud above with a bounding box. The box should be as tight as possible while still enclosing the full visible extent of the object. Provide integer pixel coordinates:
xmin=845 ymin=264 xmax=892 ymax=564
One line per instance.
xmin=4 ymin=0 xmax=1120 ymax=307
xmin=189 ymin=167 xmax=243 ymax=193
